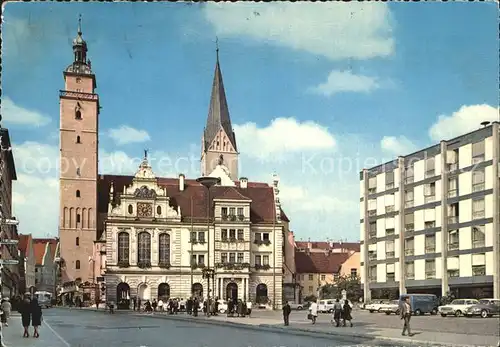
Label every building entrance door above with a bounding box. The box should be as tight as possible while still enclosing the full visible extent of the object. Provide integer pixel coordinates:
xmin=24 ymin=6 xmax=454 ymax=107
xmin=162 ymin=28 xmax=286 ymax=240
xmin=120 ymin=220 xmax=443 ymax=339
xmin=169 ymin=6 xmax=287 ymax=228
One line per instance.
xmin=226 ymin=282 xmax=238 ymax=300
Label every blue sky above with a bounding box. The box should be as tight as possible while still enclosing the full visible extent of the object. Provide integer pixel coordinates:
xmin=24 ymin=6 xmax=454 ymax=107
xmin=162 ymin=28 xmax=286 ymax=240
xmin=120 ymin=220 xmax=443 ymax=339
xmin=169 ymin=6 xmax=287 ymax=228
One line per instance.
xmin=2 ymin=2 xmax=499 ymax=240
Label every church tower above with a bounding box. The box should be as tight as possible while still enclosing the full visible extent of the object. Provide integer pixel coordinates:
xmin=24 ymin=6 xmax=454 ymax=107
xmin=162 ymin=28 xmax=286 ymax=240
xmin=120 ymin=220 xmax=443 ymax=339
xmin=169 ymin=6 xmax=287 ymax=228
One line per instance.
xmin=58 ymin=16 xmax=99 ymax=284
xmin=201 ymin=46 xmax=239 ymax=180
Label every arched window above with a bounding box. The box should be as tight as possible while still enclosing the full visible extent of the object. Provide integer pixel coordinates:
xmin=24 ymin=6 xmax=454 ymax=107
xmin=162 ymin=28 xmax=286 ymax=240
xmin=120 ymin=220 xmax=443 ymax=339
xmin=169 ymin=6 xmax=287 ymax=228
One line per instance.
xmin=75 ymin=260 xmax=81 ymax=269
xmin=159 ymin=233 xmax=170 ymax=265
xmin=76 ymin=214 xmax=81 ymax=223
xmin=157 ymin=206 xmax=162 ymax=215
xmin=137 ymin=232 xmax=151 ymax=264
xmin=76 ymin=135 xmax=81 ymax=143
xmin=117 ymin=232 xmax=130 ymax=263
xmin=256 ymin=283 xmax=268 ymax=304
xmin=76 ymin=237 xmax=79 ymax=246
xmin=76 ymin=190 xmax=80 ymax=198
xmin=75 ymin=110 xmax=82 ymax=120
xmin=128 ymin=205 xmax=133 ymax=214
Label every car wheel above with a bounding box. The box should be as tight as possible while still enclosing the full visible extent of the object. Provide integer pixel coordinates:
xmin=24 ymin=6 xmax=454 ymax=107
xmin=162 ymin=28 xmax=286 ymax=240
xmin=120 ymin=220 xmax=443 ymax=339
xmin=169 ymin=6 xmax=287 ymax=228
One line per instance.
xmin=297 ymin=306 xmax=303 ymax=310
xmin=481 ymin=310 xmax=489 ymax=318
xmin=328 ymin=308 xmax=334 ymax=313
xmin=385 ymin=311 xmax=391 ymax=315
xmin=431 ymin=308 xmax=438 ymax=315
xmin=414 ymin=309 xmax=422 ymax=316
xmin=369 ymin=310 xmax=374 ymax=313
xmin=455 ymin=310 xmax=462 ymax=317
xmin=441 ymin=313 xmax=447 ymax=317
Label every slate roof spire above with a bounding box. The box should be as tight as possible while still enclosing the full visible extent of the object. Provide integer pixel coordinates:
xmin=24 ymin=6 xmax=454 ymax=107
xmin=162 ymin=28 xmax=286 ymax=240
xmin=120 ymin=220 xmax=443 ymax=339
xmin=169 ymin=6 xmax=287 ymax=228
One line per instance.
xmin=203 ymin=39 xmax=237 ymax=152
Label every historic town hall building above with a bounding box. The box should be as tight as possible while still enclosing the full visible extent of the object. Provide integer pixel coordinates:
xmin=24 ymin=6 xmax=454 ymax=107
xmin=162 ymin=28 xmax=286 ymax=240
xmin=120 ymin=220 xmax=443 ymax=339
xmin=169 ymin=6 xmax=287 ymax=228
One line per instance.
xmin=58 ymin=20 xmax=291 ymax=308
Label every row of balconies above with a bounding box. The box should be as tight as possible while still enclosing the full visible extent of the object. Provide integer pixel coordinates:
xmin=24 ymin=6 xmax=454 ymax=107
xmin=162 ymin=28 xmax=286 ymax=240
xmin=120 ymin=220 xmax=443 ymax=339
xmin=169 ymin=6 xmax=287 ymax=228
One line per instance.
xmin=221 ymin=214 xmax=246 ymax=222
xmin=189 ymin=238 xmax=272 ymax=245
xmin=367 ymin=265 xmax=486 ymax=283
xmin=115 ymin=260 xmax=273 ymax=271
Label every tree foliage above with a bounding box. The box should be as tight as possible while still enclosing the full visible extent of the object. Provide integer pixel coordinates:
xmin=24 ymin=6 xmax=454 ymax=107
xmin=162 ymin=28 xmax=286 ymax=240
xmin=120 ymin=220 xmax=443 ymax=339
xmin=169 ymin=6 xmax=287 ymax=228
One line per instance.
xmin=320 ymin=275 xmax=363 ymax=301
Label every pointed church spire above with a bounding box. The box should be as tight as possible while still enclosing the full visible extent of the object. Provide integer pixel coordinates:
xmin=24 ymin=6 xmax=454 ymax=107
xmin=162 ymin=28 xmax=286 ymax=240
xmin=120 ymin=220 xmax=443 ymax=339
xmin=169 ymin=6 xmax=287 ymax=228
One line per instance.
xmin=72 ymin=14 xmax=88 ymax=64
xmin=203 ymin=40 xmax=237 ymax=152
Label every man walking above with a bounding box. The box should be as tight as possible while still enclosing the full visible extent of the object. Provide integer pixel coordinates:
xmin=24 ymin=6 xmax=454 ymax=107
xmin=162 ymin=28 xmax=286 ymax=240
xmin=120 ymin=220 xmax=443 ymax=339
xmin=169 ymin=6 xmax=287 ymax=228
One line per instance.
xmin=400 ymin=296 xmax=413 ymax=336
xmin=282 ymin=301 xmax=291 ymax=326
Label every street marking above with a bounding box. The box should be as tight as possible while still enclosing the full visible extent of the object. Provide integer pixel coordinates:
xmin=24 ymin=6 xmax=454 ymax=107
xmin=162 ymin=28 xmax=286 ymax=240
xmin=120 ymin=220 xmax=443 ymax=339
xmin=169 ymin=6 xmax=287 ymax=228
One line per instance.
xmin=43 ymin=320 xmax=71 ymax=347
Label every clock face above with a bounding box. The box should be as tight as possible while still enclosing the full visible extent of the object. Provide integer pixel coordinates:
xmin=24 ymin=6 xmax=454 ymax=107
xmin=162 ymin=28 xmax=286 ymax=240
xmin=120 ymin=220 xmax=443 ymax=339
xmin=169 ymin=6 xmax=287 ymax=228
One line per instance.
xmin=137 ymin=202 xmax=153 ymax=217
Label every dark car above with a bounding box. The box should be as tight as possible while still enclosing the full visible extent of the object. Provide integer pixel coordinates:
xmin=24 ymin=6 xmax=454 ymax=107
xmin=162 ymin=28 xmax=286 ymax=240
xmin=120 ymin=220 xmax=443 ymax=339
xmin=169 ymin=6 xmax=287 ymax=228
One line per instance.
xmin=464 ymin=299 xmax=500 ymax=318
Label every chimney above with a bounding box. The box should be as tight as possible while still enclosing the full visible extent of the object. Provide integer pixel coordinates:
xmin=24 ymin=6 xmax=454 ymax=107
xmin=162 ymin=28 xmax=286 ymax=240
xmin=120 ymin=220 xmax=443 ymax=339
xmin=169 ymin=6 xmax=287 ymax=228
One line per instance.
xmin=179 ymin=174 xmax=185 ymax=191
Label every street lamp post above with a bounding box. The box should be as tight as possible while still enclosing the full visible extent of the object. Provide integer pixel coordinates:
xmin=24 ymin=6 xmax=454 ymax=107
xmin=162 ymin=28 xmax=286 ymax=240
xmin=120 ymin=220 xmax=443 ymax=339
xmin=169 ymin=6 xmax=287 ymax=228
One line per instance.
xmin=196 ymin=176 xmax=220 ymax=311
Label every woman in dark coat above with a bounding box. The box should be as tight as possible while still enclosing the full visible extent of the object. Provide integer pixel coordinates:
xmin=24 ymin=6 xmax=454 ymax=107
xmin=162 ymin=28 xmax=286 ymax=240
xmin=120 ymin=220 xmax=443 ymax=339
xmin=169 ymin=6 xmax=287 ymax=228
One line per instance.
xmin=30 ymin=297 xmax=42 ymax=338
xmin=19 ymin=295 xmax=32 ymax=337
xmin=342 ymin=300 xmax=353 ymax=327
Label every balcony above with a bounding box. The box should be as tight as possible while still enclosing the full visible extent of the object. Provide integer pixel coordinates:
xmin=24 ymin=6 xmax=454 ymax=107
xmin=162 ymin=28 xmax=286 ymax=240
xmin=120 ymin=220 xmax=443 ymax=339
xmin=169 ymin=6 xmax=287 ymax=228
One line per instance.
xmin=473 ymin=239 xmax=485 ymax=248
xmin=472 ymin=183 xmax=485 ymax=193
xmin=448 ymin=216 xmax=458 ymax=224
xmin=405 ymin=249 xmax=414 ymax=256
xmin=369 ymin=232 xmax=377 ymax=239
xmin=385 ymin=206 xmax=395 ymax=213
xmin=237 ymin=214 xmax=245 ymax=221
xmin=368 ymin=253 xmax=377 ymax=261
xmin=425 ymin=170 xmax=435 ymax=178
xmin=472 ymin=266 xmax=486 ymax=276
xmin=472 ymin=211 xmax=485 ymax=219
xmin=215 ymin=262 xmax=250 ymax=270
xmin=448 ymin=242 xmax=459 ymax=251
xmin=386 ymin=251 xmax=395 ymax=258
xmin=221 ymin=237 xmax=243 ymax=243
xmin=425 ymin=271 xmax=435 ymax=279
xmin=405 ymin=224 xmax=415 ymax=232
xmin=472 ymin=155 xmax=485 ymax=164
xmin=137 ymin=261 xmax=152 ymax=269
xmin=386 ymin=183 xmax=394 ymax=190
xmin=448 ymin=189 xmax=458 ymax=198
xmin=424 ymin=195 xmax=435 ymax=203
xmin=425 ymin=246 xmax=436 ymax=253
xmin=447 ymin=163 xmax=458 ymax=172
xmin=386 ymin=229 xmax=395 ymax=236
xmin=447 ymin=270 xmax=459 ymax=278
xmin=406 ymin=272 xmax=415 ymax=280
xmin=368 ymin=210 xmax=377 ymax=217
xmin=158 ymin=261 xmax=171 ymax=269
xmin=369 ymin=276 xmax=377 ymax=282
xmin=191 ymin=263 xmax=206 ymax=270
xmin=405 ymin=177 xmax=414 ymax=184
xmin=254 ymin=264 xmax=271 ymax=270
xmin=405 ymin=201 xmax=414 ymax=208
xmin=117 ymin=260 xmax=130 ymax=268
xmin=368 ymin=188 xmax=376 ymax=194
xmin=189 ymin=239 xmax=206 ymax=244
xmin=254 ymin=239 xmax=271 ymax=246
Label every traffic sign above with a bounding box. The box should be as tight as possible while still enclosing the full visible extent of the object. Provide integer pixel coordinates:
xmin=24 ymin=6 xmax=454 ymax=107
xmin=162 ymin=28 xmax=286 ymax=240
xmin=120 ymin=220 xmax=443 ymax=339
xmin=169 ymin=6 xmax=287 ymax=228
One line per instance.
xmin=0 ymin=260 xmax=19 ymax=265
xmin=0 ymin=239 xmax=18 ymax=245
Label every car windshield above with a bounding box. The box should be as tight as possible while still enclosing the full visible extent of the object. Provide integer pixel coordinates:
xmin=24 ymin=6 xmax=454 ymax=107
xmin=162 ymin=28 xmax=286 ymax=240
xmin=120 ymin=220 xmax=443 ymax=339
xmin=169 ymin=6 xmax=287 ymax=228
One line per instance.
xmin=392 ymin=300 xmax=399 ymax=304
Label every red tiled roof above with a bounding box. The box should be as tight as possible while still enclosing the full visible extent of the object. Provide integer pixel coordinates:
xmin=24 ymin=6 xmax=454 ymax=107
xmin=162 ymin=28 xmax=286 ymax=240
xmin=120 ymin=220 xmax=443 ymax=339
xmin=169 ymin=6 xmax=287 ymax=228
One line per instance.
xmin=295 ymin=251 xmax=350 ymax=274
xmin=295 ymin=241 xmax=360 ymax=252
xmin=19 ymin=234 xmax=32 ymax=254
xmin=98 ymin=175 xmax=289 ymax=224
xmin=33 ymin=242 xmax=47 ymax=266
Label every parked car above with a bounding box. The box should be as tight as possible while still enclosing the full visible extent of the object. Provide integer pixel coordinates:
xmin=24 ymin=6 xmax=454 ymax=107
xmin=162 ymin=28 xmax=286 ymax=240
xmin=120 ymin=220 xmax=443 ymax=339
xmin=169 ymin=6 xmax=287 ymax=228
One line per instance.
xmin=289 ymin=303 xmax=305 ymax=310
xmin=381 ymin=300 xmax=401 ymax=315
xmin=400 ymin=294 xmax=439 ymax=316
xmin=365 ymin=300 xmax=389 ymax=313
xmin=464 ymin=299 xmax=500 ymax=318
xmin=438 ymin=299 xmax=479 ymax=317
xmin=318 ymin=299 xmax=336 ymax=313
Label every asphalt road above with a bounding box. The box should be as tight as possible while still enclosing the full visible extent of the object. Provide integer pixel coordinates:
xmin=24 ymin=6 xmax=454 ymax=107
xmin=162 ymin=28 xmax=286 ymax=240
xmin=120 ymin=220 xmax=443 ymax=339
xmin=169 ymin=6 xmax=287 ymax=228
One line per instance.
xmin=3 ymin=308 xmax=435 ymax=347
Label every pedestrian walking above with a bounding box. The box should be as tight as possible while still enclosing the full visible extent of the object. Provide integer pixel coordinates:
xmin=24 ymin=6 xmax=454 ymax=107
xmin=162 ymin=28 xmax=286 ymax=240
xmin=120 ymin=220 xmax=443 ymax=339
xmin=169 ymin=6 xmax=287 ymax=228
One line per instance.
xmin=308 ymin=300 xmax=318 ymax=324
xmin=342 ymin=300 xmax=353 ymax=327
xmin=30 ymin=297 xmax=42 ymax=338
xmin=20 ymin=295 xmax=32 ymax=338
xmin=400 ymin=296 xmax=413 ymax=337
xmin=332 ymin=299 xmax=343 ymax=327
xmin=1 ymin=298 xmax=11 ymax=326
xmin=282 ymin=301 xmax=291 ymax=326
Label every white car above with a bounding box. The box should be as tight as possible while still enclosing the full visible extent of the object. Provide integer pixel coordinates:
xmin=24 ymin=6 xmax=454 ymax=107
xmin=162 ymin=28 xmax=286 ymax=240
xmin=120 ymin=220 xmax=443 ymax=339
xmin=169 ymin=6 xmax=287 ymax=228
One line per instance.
xmin=380 ymin=300 xmax=401 ymax=315
xmin=318 ymin=299 xmax=336 ymax=313
xmin=438 ymin=299 xmax=479 ymax=317
xmin=366 ymin=300 xmax=389 ymax=313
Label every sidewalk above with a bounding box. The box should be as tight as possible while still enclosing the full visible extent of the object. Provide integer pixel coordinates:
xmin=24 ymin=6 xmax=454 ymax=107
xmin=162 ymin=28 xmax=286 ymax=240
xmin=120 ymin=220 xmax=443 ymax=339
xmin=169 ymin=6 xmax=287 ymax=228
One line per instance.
xmin=1 ymin=314 xmax=67 ymax=347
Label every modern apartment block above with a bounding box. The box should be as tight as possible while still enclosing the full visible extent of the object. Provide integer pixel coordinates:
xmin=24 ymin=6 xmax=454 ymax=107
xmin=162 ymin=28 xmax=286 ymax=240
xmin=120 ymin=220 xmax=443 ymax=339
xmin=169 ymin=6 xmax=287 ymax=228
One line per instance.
xmin=360 ymin=122 xmax=499 ymax=300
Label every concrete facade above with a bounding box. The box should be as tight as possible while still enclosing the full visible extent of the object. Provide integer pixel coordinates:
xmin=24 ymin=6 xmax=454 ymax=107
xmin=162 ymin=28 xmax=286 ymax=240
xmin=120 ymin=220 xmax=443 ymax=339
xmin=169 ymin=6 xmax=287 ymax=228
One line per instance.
xmin=360 ymin=122 xmax=500 ymax=300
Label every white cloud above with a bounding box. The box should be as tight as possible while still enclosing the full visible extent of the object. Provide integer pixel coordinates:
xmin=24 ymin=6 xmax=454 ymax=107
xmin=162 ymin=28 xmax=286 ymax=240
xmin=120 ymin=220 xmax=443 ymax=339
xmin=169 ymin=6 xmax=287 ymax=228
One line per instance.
xmin=234 ymin=117 xmax=336 ymax=160
xmin=1 ymin=96 xmax=51 ymax=127
xmin=203 ymin=3 xmax=394 ymax=60
xmin=428 ymin=104 xmax=499 ymax=142
xmin=279 ymin=184 xmax=357 ymax=213
xmin=107 ymin=125 xmax=151 ymax=145
xmin=309 ymin=70 xmax=381 ymax=97
xmin=380 ymin=136 xmax=417 ymax=155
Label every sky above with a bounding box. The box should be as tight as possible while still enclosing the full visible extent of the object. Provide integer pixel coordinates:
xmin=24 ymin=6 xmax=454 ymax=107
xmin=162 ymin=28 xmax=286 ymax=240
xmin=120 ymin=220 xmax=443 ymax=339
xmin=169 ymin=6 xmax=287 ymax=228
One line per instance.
xmin=1 ymin=2 xmax=499 ymax=241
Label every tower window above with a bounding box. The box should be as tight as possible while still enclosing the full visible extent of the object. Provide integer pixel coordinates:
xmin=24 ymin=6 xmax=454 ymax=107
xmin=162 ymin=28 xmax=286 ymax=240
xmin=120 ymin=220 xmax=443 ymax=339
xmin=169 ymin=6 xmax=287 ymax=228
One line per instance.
xmin=76 ymin=135 xmax=81 ymax=143
xmin=75 ymin=260 xmax=80 ymax=269
xmin=76 ymin=214 xmax=81 ymax=223
xmin=76 ymin=168 xmax=81 ymax=176
xmin=76 ymin=77 xmax=81 ymax=84
xmin=157 ymin=206 xmax=162 ymax=215
xmin=76 ymin=237 xmax=80 ymax=246
xmin=128 ymin=205 xmax=133 ymax=214
xmin=76 ymin=190 xmax=81 ymax=198
xmin=75 ymin=110 xmax=82 ymax=120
